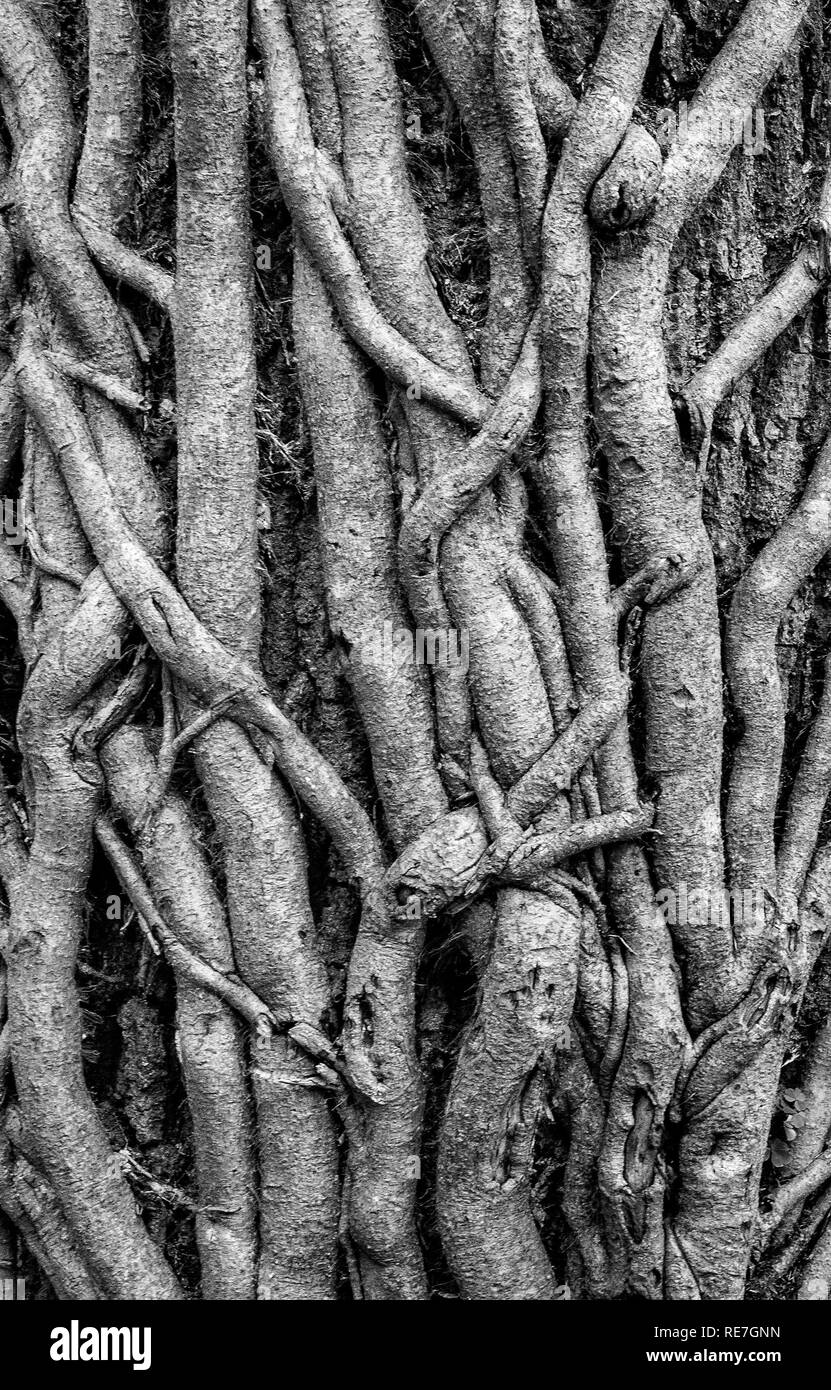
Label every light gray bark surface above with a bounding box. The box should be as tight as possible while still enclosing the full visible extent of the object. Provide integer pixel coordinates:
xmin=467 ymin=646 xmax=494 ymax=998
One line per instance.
xmin=0 ymin=0 xmax=830 ymax=1302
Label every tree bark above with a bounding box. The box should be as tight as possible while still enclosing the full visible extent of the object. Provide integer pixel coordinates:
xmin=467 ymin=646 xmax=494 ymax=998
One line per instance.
xmin=1 ymin=0 xmax=830 ymax=1303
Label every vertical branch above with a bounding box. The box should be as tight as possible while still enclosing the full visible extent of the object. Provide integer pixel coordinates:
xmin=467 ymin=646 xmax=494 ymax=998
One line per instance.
xmin=72 ymin=0 xmax=142 ymax=233
xmin=101 ymin=726 xmax=259 ymax=1300
xmin=593 ymin=0 xmax=816 ymax=1301
xmin=727 ymin=435 xmax=831 ymax=950
xmin=494 ymin=0 xmax=548 ymax=272
xmin=261 ymin=0 xmax=432 ymax=1297
xmin=170 ymin=0 xmax=339 ymax=1300
xmin=536 ymin=0 xmax=689 ymax=1296
xmin=410 ymin=0 xmax=534 ymax=381
xmin=0 ymin=1 xmax=181 ymax=1299
xmin=322 ymin=0 xmax=580 ymax=1301
xmin=779 ymin=654 xmax=831 ymax=906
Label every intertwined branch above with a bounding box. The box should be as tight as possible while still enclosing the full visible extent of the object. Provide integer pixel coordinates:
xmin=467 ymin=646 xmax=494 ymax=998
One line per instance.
xmin=0 ymin=0 xmax=830 ymax=1303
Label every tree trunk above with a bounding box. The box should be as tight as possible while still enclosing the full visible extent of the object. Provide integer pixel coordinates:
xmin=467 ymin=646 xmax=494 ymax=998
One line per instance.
xmin=1 ymin=0 xmax=831 ymax=1302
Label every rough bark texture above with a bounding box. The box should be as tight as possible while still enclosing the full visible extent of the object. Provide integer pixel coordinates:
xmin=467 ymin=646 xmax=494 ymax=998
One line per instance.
xmin=1 ymin=0 xmax=831 ymax=1304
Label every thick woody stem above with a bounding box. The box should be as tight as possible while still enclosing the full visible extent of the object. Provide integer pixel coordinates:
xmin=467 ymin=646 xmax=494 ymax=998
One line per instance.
xmin=253 ymin=0 xmax=488 ymax=427
xmin=778 ymin=654 xmax=831 ymax=906
xmin=727 ymin=433 xmax=831 ymax=981
xmin=100 ymin=726 xmax=260 ymax=1300
xmin=537 ymin=0 xmax=690 ymax=1296
xmin=171 ymin=0 xmax=339 ymax=1298
xmin=494 ymin=0 xmax=548 ymax=272
xmin=0 ymin=0 xmax=181 ymax=1299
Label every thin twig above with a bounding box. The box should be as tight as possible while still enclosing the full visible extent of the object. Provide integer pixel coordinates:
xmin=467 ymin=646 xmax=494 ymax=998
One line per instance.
xmin=94 ymin=812 xmax=280 ymax=1032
